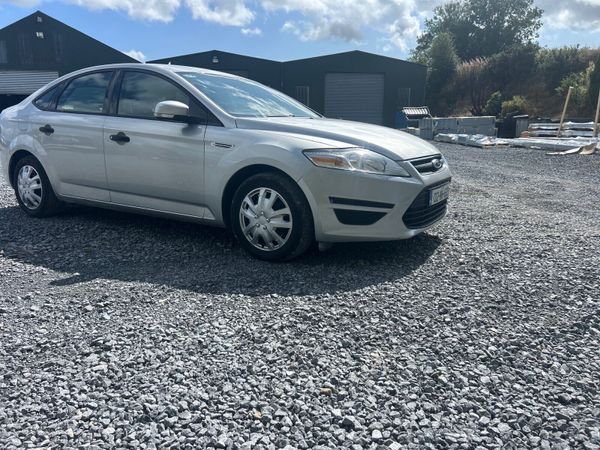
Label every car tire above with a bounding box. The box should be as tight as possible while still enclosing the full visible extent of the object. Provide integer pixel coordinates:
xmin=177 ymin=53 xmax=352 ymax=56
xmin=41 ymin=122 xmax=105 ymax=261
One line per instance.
xmin=13 ymin=155 xmax=63 ymax=217
xmin=231 ymin=172 xmax=314 ymax=261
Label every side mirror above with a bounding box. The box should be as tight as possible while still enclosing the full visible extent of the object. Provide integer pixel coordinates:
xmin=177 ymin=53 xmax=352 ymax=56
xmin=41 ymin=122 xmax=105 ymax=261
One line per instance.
xmin=154 ymin=100 xmax=190 ymax=121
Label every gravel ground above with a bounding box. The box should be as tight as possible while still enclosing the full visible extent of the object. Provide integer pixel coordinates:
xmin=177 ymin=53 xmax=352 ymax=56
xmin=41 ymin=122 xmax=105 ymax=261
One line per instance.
xmin=0 ymin=144 xmax=599 ymax=450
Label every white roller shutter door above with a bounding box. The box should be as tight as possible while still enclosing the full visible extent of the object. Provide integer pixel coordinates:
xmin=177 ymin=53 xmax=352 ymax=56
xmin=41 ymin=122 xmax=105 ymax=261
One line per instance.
xmin=0 ymin=71 xmax=59 ymax=95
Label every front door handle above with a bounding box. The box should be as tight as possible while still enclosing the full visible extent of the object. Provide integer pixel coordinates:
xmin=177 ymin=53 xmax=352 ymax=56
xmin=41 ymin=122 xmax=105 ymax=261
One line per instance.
xmin=39 ymin=124 xmax=54 ymax=135
xmin=109 ymin=131 xmax=130 ymax=144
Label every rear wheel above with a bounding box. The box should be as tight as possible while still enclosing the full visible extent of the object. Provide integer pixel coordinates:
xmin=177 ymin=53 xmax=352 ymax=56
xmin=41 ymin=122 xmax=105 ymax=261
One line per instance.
xmin=13 ymin=156 xmax=63 ymax=217
xmin=231 ymin=172 xmax=314 ymax=261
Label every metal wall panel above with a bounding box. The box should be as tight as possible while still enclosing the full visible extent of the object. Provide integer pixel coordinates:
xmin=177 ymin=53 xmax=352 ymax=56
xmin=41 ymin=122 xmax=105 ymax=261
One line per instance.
xmin=0 ymin=70 xmax=58 ymax=94
xmin=324 ymin=73 xmax=384 ymax=125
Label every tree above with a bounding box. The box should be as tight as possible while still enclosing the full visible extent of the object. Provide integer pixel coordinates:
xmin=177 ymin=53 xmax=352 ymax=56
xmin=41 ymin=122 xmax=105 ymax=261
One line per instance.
xmin=556 ymin=62 xmax=596 ymax=116
xmin=536 ymin=46 xmax=600 ymax=91
xmin=412 ymin=0 xmax=543 ymax=62
xmin=427 ymin=33 xmax=459 ymax=110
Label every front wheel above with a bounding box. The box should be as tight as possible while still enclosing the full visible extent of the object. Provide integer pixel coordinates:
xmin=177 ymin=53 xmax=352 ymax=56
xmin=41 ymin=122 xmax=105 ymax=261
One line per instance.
xmin=231 ymin=172 xmax=314 ymax=261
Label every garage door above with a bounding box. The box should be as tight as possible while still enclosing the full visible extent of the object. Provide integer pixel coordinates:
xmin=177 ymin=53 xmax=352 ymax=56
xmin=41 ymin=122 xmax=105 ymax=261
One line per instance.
xmin=324 ymin=73 xmax=384 ymax=125
xmin=0 ymin=71 xmax=59 ymax=95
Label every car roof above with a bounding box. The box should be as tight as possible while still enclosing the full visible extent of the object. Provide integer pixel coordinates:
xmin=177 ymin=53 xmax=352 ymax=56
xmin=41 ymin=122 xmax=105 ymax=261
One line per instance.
xmin=75 ymin=63 xmax=240 ymax=78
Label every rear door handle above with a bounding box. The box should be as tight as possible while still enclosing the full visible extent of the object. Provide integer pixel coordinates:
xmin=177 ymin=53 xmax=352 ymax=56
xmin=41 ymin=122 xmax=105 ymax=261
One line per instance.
xmin=109 ymin=131 xmax=130 ymax=144
xmin=39 ymin=124 xmax=54 ymax=135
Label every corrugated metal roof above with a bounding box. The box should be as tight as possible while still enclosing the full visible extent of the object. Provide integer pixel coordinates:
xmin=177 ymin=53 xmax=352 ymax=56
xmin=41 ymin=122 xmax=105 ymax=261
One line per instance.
xmin=0 ymin=71 xmax=59 ymax=94
xmin=402 ymin=107 xmax=431 ymax=118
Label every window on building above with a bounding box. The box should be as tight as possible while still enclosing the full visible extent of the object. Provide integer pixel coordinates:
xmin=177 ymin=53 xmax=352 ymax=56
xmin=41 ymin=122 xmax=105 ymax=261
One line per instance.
xmin=37 ymin=16 xmax=43 ymax=23
xmin=0 ymin=41 xmax=7 ymax=64
xmin=36 ymin=32 xmax=44 ymax=39
xmin=117 ymin=71 xmax=200 ymax=120
xmin=57 ymin=72 xmax=113 ymax=114
xmin=295 ymin=86 xmax=310 ymax=106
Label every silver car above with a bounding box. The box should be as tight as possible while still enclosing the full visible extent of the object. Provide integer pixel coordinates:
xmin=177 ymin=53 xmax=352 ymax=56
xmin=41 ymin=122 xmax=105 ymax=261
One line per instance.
xmin=0 ymin=63 xmax=451 ymax=261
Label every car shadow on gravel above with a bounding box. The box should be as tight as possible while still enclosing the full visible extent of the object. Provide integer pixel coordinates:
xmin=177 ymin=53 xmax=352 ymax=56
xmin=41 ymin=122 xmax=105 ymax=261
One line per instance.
xmin=0 ymin=205 xmax=442 ymax=296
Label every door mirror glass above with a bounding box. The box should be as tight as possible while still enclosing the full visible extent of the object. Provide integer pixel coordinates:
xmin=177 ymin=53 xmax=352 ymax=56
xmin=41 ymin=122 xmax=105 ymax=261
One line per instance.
xmin=154 ymin=100 xmax=190 ymax=120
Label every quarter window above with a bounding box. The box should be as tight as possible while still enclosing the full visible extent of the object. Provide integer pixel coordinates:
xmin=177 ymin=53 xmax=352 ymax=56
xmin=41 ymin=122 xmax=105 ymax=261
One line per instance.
xmin=56 ymin=72 xmax=112 ymax=114
xmin=34 ymin=86 xmax=59 ymax=110
xmin=117 ymin=71 xmax=197 ymax=120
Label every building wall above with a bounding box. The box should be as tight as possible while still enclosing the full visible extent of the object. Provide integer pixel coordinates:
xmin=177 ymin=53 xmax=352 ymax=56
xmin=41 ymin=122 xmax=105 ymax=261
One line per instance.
xmin=282 ymin=51 xmax=426 ymax=128
xmin=150 ymin=50 xmax=283 ymax=90
xmin=0 ymin=11 xmax=137 ymax=76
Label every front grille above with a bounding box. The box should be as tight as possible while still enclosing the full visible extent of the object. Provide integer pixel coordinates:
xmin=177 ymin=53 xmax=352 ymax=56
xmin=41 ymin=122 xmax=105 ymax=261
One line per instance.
xmin=403 ymin=180 xmax=450 ymax=229
xmin=410 ymin=155 xmax=445 ymax=175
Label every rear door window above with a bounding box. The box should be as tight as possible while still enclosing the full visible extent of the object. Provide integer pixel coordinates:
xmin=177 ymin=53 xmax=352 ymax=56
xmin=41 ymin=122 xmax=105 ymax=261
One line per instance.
xmin=56 ymin=71 xmax=113 ymax=114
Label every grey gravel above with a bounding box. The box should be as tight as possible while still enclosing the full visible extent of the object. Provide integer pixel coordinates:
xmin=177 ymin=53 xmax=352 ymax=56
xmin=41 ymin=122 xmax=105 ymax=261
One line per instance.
xmin=1 ymin=144 xmax=599 ymax=449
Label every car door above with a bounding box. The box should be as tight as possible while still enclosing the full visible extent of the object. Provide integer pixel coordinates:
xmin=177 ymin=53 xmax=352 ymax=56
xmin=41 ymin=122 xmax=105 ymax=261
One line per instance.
xmin=103 ymin=70 xmax=208 ymax=218
xmin=35 ymin=70 xmax=113 ymax=201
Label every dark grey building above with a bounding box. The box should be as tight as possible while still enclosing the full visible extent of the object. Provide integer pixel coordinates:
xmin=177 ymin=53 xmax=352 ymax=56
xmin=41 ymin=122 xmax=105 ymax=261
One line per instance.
xmin=150 ymin=50 xmax=282 ymax=90
xmin=0 ymin=11 xmax=136 ymax=111
xmin=282 ymin=51 xmax=426 ymax=128
xmin=150 ymin=50 xmax=426 ymax=128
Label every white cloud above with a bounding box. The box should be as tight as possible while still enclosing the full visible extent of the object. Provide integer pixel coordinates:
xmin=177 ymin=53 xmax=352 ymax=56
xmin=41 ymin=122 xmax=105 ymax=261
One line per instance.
xmin=1 ymin=0 xmax=41 ymax=7
xmin=185 ymin=0 xmax=253 ymax=26
xmin=66 ymin=0 xmax=180 ymax=22
xmin=4 ymin=0 xmax=600 ymax=54
xmin=124 ymin=49 xmax=145 ymax=61
xmin=268 ymin=0 xmax=423 ymax=50
xmin=537 ymin=0 xmax=600 ymax=31
xmin=241 ymin=26 xmax=262 ymax=36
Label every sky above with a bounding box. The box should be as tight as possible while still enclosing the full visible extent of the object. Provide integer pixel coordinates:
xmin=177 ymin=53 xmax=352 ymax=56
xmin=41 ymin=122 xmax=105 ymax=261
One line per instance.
xmin=0 ymin=0 xmax=599 ymax=62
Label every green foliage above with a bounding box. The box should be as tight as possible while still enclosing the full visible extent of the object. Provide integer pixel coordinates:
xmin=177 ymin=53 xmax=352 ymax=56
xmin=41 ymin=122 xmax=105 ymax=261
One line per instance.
xmin=486 ymin=44 xmax=538 ymax=92
xmin=501 ymin=96 xmax=530 ymax=118
xmin=536 ymin=46 xmax=600 ymax=90
xmin=589 ymin=56 xmax=600 ymax=108
xmin=454 ymin=58 xmax=492 ymax=116
xmin=427 ymin=33 xmax=459 ymax=109
xmin=556 ymin=62 xmax=596 ymax=115
xmin=413 ymin=0 xmax=542 ymax=61
xmin=485 ymin=92 xmax=503 ymax=117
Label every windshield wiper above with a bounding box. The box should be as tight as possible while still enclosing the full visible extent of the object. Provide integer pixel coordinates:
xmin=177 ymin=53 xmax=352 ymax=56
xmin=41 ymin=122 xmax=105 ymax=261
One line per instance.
xmin=265 ymin=114 xmax=296 ymax=118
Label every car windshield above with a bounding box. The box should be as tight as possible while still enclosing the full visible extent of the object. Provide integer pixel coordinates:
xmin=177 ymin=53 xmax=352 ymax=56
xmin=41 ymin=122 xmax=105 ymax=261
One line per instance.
xmin=178 ymin=71 xmax=319 ymax=119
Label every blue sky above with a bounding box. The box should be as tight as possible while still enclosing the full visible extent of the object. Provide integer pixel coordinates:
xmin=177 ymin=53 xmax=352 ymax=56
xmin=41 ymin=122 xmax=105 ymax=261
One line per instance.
xmin=0 ymin=0 xmax=598 ymax=62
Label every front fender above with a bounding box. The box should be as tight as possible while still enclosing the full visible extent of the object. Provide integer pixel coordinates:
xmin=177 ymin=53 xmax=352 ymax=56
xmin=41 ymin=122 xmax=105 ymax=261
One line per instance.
xmin=204 ymin=127 xmax=317 ymax=224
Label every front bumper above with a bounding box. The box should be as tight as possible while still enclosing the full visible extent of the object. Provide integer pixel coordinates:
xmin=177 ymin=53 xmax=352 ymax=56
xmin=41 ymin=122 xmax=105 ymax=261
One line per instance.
xmin=298 ymin=162 xmax=451 ymax=243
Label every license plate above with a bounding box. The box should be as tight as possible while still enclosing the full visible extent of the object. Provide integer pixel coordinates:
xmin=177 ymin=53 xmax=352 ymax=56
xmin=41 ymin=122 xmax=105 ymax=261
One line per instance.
xmin=429 ymin=183 xmax=450 ymax=206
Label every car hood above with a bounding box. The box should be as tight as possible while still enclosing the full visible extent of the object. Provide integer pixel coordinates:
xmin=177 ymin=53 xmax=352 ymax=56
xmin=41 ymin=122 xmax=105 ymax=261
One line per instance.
xmin=235 ymin=117 xmax=440 ymax=161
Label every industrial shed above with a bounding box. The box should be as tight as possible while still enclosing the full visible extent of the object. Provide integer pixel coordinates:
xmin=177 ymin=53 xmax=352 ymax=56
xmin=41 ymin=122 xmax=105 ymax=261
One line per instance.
xmin=150 ymin=50 xmax=283 ymax=90
xmin=150 ymin=50 xmax=426 ymax=128
xmin=282 ymin=51 xmax=426 ymax=128
xmin=0 ymin=11 xmax=136 ymax=111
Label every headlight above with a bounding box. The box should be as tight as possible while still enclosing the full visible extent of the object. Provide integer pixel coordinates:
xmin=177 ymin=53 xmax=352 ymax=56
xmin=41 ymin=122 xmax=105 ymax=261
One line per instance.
xmin=303 ymin=148 xmax=410 ymax=177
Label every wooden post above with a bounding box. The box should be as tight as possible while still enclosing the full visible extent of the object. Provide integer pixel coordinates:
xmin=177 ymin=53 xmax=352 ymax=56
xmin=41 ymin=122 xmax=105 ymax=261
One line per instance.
xmin=557 ymin=86 xmax=573 ymax=138
xmin=594 ymin=89 xmax=600 ymax=138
